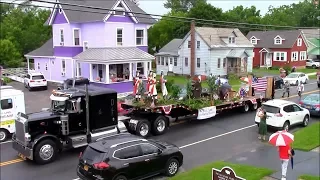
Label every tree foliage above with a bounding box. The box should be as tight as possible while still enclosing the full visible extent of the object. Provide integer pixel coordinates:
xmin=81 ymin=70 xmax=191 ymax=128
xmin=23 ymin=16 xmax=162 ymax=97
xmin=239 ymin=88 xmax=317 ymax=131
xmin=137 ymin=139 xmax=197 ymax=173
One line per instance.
xmin=164 ymin=0 xmax=206 ymax=12
xmin=0 ymin=39 xmax=22 ymax=68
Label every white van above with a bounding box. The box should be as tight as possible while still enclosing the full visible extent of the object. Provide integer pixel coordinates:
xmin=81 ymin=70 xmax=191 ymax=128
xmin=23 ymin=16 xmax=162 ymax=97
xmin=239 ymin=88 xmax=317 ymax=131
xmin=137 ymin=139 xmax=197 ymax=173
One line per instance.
xmin=0 ymin=86 xmax=25 ymax=142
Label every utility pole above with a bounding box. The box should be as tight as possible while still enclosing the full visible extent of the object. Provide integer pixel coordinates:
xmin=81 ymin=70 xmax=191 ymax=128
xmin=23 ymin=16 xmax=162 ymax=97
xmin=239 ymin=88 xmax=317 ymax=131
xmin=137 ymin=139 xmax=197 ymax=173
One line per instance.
xmin=190 ymin=20 xmax=195 ymax=77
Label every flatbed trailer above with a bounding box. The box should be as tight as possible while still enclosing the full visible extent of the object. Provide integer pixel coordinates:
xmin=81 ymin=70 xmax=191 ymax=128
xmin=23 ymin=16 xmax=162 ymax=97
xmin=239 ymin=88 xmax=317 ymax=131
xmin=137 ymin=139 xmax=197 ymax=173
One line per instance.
xmin=120 ymin=96 xmax=269 ymax=137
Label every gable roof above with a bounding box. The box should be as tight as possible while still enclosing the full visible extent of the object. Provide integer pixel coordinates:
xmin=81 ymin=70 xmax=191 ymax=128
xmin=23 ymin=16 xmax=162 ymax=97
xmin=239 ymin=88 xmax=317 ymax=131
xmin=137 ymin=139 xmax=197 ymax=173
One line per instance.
xmin=48 ymin=0 xmax=155 ymax=24
xmin=246 ymin=30 xmax=302 ymax=48
xmin=25 ymin=38 xmax=54 ymax=57
xmin=180 ymin=27 xmax=254 ymax=48
xmin=300 ymin=29 xmax=320 ymax=39
xmin=155 ymin=39 xmax=182 ymax=56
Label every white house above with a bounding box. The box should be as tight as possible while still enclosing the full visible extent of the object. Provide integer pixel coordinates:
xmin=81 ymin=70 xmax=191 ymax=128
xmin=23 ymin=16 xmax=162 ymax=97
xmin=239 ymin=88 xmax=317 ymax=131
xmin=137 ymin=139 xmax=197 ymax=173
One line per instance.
xmin=155 ymin=27 xmax=254 ymax=76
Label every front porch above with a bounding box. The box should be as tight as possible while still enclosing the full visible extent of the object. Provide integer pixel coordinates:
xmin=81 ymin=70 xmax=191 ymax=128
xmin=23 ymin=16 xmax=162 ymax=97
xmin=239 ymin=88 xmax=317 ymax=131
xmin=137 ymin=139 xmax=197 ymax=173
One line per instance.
xmin=226 ymin=49 xmax=249 ymax=76
xmin=259 ymin=48 xmax=273 ymax=67
xmin=73 ymin=47 xmax=154 ymax=93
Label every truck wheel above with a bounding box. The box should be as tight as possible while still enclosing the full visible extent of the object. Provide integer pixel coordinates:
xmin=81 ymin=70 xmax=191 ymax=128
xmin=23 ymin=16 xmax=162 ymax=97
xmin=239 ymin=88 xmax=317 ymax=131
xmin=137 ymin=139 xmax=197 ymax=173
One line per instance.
xmin=242 ymin=103 xmax=250 ymax=112
xmin=250 ymin=103 xmax=258 ymax=111
xmin=152 ymin=115 xmax=168 ymax=136
xmin=136 ymin=120 xmax=151 ymax=137
xmin=34 ymin=139 xmax=58 ymax=165
xmin=0 ymin=129 xmax=9 ymax=142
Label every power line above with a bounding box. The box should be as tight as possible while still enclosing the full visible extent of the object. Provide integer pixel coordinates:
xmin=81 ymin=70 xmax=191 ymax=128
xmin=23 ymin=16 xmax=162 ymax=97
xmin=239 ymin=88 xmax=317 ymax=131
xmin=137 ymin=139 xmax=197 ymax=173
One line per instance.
xmin=32 ymin=0 xmax=318 ymax=30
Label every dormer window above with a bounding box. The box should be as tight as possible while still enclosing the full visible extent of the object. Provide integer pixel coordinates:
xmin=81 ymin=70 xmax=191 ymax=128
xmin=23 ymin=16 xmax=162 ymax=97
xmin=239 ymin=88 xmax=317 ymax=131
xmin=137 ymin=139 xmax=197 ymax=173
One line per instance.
xmin=228 ymin=36 xmax=235 ymax=44
xmin=274 ymin=35 xmax=283 ymax=45
xmin=250 ymin=36 xmax=257 ymax=44
xmin=114 ymin=3 xmax=125 ymax=16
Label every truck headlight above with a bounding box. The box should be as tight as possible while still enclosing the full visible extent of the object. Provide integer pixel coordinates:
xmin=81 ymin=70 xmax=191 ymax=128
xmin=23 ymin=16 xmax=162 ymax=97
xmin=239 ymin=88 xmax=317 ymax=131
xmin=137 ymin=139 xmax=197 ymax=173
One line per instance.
xmin=25 ymin=133 xmax=31 ymax=142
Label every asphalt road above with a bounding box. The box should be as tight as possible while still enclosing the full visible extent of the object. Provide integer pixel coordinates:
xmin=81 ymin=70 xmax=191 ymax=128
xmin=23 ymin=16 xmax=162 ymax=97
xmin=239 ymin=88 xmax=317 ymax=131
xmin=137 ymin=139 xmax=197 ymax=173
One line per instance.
xmin=0 ymin=80 xmax=319 ymax=180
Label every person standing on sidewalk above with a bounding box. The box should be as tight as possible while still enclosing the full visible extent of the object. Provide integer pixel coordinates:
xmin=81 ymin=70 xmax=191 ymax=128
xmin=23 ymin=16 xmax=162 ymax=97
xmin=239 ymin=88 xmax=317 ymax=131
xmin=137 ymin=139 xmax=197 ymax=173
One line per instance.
xmin=282 ymin=81 xmax=290 ymax=98
xmin=297 ymin=81 xmax=304 ymax=99
xmin=278 ymin=145 xmax=292 ymax=180
xmin=258 ymin=109 xmax=267 ymax=140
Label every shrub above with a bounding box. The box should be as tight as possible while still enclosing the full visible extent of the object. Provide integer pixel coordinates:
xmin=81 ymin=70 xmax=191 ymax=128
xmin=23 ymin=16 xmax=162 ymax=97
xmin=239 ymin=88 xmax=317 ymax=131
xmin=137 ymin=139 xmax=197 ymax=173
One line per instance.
xmin=170 ymin=85 xmax=181 ymax=99
xmin=2 ymin=77 xmax=12 ymax=84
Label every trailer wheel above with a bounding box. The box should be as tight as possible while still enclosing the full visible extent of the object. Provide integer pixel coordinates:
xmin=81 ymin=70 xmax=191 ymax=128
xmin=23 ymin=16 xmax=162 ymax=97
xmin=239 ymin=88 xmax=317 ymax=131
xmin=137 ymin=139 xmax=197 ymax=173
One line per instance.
xmin=34 ymin=139 xmax=58 ymax=165
xmin=242 ymin=103 xmax=250 ymax=112
xmin=136 ymin=120 xmax=151 ymax=137
xmin=152 ymin=115 xmax=168 ymax=136
xmin=0 ymin=129 xmax=9 ymax=142
xmin=250 ymin=103 xmax=258 ymax=111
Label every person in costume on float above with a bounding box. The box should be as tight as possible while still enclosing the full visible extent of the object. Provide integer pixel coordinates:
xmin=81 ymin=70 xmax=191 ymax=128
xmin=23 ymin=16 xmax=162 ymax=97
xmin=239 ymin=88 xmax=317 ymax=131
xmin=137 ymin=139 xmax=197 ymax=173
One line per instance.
xmin=133 ymin=71 xmax=141 ymax=101
xmin=147 ymin=70 xmax=153 ymax=97
xmin=160 ymin=71 xmax=168 ymax=99
xmin=150 ymin=72 xmax=158 ymax=104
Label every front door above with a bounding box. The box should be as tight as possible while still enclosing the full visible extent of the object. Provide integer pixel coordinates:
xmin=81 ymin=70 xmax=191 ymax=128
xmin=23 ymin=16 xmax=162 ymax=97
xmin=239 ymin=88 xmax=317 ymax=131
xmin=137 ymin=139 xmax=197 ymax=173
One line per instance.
xmin=168 ymin=57 xmax=173 ymax=72
xmin=140 ymin=143 xmax=165 ymax=173
xmin=97 ymin=64 xmax=103 ymax=80
xmin=116 ymin=64 xmax=123 ymax=78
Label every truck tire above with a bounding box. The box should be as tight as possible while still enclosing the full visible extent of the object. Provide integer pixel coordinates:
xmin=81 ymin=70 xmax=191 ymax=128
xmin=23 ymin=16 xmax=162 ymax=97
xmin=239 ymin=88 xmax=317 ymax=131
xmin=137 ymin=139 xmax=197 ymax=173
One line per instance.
xmin=152 ymin=115 xmax=168 ymax=136
xmin=34 ymin=139 xmax=58 ymax=165
xmin=242 ymin=103 xmax=250 ymax=113
xmin=318 ymin=83 xmax=320 ymax=88
xmin=136 ymin=120 xmax=151 ymax=137
xmin=250 ymin=103 xmax=258 ymax=111
xmin=0 ymin=129 xmax=9 ymax=142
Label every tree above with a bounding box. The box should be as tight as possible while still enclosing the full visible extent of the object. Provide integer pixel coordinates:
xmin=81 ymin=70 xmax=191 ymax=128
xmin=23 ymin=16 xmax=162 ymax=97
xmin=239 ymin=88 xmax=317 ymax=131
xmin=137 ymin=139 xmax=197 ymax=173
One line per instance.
xmin=164 ymin=0 xmax=206 ymax=12
xmin=0 ymin=39 xmax=22 ymax=68
xmin=187 ymin=1 xmax=223 ymax=26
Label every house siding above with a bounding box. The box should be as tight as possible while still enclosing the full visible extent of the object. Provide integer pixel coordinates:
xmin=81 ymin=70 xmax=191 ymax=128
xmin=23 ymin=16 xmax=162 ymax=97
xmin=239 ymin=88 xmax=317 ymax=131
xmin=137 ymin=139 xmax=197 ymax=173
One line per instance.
xmin=288 ymin=34 xmax=307 ymax=67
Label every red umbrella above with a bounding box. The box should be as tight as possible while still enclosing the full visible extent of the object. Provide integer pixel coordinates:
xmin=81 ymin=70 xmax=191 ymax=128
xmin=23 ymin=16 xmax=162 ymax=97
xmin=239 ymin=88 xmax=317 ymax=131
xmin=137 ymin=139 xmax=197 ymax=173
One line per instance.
xmin=269 ymin=130 xmax=294 ymax=146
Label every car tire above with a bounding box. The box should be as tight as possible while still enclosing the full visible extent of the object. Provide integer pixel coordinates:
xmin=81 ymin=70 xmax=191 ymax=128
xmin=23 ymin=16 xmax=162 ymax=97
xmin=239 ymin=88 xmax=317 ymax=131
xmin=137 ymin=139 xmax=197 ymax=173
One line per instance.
xmin=135 ymin=120 xmax=151 ymax=137
xmin=34 ymin=139 xmax=58 ymax=165
xmin=152 ymin=115 xmax=168 ymax=136
xmin=0 ymin=129 xmax=9 ymax=142
xmin=312 ymin=65 xmax=316 ymax=69
xmin=282 ymin=121 xmax=290 ymax=132
xmin=302 ymin=115 xmax=309 ymax=127
xmin=165 ymin=158 xmax=179 ymax=177
xmin=44 ymin=86 xmax=48 ymax=90
xmin=27 ymin=83 xmax=32 ymax=91
xmin=113 ymin=175 xmax=127 ymax=180
xmin=318 ymin=83 xmax=320 ymax=88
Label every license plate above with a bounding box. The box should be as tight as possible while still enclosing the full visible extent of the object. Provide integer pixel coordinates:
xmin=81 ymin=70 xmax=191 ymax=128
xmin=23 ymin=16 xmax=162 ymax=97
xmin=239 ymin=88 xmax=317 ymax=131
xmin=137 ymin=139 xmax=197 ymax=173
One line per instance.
xmin=18 ymin=153 xmax=26 ymax=160
xmin=83 ymin=165 xmax=89 ymax=171
xmin=306 ymin=106 xmax=311 ymax=109
xmin=130 ymin=119 xmax=138 ymax=124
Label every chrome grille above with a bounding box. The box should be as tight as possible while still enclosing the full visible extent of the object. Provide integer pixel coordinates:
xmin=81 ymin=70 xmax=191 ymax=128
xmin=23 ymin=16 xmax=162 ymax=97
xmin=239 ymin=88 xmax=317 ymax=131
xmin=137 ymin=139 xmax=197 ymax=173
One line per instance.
xmin=15 ymin=115 xmax=26 ymax=145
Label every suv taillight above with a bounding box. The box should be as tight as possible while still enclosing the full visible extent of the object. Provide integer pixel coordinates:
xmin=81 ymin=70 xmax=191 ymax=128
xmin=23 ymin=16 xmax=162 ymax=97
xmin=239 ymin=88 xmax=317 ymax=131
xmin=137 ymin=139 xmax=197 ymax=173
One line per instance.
xmin=43 ymin=79 xmax=46 ymax=82
xmin=275 ymin=113 xmax=283 ymax=117
xmin=93 ymin=162 xmax=110 ymax=170
xmin=30 ymin=80 xmax=35 ymax=82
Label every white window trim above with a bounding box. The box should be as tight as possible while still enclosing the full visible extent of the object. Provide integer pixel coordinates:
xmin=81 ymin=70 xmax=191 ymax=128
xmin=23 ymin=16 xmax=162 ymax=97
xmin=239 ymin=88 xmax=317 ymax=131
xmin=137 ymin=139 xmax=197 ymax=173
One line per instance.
xmin=72 ymin=28 xmax=81 ymax=46
xmin=135 ymin=28 xmax=145 ymax=46
xmin=59 ymin=28 xmax=64 ymax=44
xmin=113 ymin=7 xmax=125 ymax=16
xmin=297 ymin=38 xmax=302 ymax=46
xmin=59 ymin=8 xmax=62 ymax=14
xmin=61 ymin=59 xmax=66 ymax=73
xmin=228 ymin=36 xmax=235 ymax=44
xmin=103 ymin=0 xmax=138 ymax=23
xmin=83 ymin=41 xmax=88 ymax=51
xmin=48 ymin=4 xmax=70 ymax=25
xmin=196 ymin=58 xmax=200 ymax=68
xmin=273 ymin=51 xmax=287 ymax=61
xmin=291 ymin=51 xmax=299 ymax=61
xmin=274 ymin=35 xmax=284 ymax=45
xmin=250 ymin=36 xmax=258 ymax=45
xmin=196 ymin=41 xmax=200 ymax=49
xmin=300 ymin=51 xmax=307 ymax=60
xmin=37 ymin=63 xmax=40 ymax=70
xmin=116 ymin=27 xmax=124 ymax=46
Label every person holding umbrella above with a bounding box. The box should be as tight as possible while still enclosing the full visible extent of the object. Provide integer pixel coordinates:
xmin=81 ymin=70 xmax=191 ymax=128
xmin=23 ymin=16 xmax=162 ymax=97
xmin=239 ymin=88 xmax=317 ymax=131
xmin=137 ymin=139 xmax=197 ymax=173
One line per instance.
xmin=269 ymin=130 xmax=294 ymax=180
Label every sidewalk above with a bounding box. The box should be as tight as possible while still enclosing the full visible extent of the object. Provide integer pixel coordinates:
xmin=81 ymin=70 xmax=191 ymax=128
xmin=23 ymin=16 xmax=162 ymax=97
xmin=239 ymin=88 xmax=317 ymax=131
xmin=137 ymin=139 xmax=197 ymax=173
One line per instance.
xmin=226 ymin=145 xmax=319 ymax=180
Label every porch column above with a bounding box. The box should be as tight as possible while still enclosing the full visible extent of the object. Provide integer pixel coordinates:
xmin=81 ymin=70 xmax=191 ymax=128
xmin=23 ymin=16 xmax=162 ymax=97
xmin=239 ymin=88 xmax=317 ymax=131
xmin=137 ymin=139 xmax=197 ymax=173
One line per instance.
xmin=76 ymin=63 xmax=80 ymax=77
xmin=129 ymin=63 xmax=133 ymax=80
xmin=148 ymin=61 xmax=152 ymax=71
xmin=259 ymin=51 xmax=262 ymax=67
xmin=26 ymin=57 xmax=30 ymax=73
xmin=143 ymin=61 xmax=148 ymax=77
xmin=105 ymin=64 xmax=110 ymax=84
xmin=89 ymin=64 xmax=93 ymax=81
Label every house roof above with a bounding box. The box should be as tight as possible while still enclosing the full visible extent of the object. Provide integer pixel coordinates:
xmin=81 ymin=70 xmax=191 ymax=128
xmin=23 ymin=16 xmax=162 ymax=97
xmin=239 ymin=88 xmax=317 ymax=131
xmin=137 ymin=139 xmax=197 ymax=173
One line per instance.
xmin=25 ymin=38 xmax=54 ymax=57
xmin=73 ymin=47 xmax=154 ymax=61
xmin=51 ymin=0 xmax=155 ymax=24
xmin=246 ymin=30 xmax=302 ymax=48
xmin=226 ymin=49 xmax=248 ymax=58
xmin=180 ymin=27 xmax=253 ymax=48
xmin=300 ymin=29 xmax=320 ymax=39
xmin=307 ymin=38 xmax=320 ymax=47
xmin=308 ymin=47 xmax=320 ymax=55
xmin=155 ymin=39 xmax=182 ymax=56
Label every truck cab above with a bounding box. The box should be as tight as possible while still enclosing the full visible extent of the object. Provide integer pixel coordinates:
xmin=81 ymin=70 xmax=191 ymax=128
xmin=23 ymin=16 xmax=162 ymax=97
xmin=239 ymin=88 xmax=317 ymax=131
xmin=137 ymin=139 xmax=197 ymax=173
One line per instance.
xmin=12 ymin=78 xmax=127 ymax=164
xmin=0 ymin=86 xmax=25 ymax=142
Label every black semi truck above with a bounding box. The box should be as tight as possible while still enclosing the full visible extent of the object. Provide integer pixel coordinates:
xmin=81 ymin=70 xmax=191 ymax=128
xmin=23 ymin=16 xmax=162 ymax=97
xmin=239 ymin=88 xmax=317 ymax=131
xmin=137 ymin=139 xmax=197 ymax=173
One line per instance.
xmin=12 ymin=78 xmax=128 ymax=164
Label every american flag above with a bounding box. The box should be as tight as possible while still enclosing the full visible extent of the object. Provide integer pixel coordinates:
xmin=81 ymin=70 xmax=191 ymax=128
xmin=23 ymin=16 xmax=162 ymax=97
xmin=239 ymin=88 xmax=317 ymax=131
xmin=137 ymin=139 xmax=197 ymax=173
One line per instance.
xmin=252 ymin=78 xmax=267 ymax=91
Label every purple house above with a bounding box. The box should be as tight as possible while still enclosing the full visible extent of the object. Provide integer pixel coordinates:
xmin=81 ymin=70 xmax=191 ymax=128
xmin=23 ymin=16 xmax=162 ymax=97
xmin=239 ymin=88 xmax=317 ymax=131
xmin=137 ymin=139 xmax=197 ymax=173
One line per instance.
xmin=24 ymin=0 xmax=155 ymax=94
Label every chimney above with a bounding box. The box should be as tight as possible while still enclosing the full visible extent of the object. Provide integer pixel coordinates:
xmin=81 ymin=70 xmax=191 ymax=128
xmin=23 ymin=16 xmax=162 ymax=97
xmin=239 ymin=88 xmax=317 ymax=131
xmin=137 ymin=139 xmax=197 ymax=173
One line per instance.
xmin=190 ymin=20 xmax=196 ymax=77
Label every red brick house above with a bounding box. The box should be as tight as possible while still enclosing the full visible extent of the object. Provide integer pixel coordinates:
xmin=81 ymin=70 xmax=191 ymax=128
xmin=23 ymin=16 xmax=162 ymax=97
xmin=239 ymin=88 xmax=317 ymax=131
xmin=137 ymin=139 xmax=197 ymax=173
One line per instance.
xmin=246 ymin=30 xmax=308 ymax=68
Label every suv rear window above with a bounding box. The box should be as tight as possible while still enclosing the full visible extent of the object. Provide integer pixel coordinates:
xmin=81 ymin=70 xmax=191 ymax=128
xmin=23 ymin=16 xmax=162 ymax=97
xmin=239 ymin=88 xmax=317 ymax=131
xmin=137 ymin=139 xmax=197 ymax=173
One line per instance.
xmin=32 ymin=75 xmax=44 ymax=80
xmin=261 ymin=104 xmax=280 ymax=114
xmin=82 ymin=147 xmax=107 ymax=164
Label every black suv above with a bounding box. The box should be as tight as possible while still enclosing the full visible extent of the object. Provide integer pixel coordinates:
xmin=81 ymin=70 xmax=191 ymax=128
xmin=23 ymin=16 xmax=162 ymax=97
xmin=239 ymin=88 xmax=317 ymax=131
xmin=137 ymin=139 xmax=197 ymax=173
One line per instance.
xmin=77 ymin=133 xmax=183 ymax=180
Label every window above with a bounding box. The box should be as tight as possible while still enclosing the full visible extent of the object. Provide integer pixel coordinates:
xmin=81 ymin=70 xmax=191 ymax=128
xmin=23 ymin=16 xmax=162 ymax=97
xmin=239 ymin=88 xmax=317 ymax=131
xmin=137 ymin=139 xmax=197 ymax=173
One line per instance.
xmin=157 ymin=57 xmax=160 ymax=65
xmin=37 ymin=63 xmax=40 ymax=70
xmin=83 ymin=41 xmax=88 ymax=51
xmin=45 ymin=63 xmax=48 ymax=71
xmin=223 ymin=58 xmax=226 ymax=68
xmin=161 ymin=57 xmax=164 ymax=65
xmin=117 ymin=28 xmax=123 ymax=46
xmin=60 ymin=29 xmax=64 ymax=44
xmin=217 ymin=58 xmax=221 ymax=68
xmin=61 ymin=60 xmax=66 ymax=73
xmin=73 ymin=29 xmax=80 ymax=46
xmin=274 ymin=36 xmax=282 ymax=45
xmin=197 ymin=41 xmax=200 ymax=49
xmin=228 ymin=37 xmax=235 ymax=44
xmin=283 ymin=105 xmax=294 ymax=113
xmin=165 ymin=57 xmax=168 ymax=66
xmin=188 ymin=41 xmax=191 ymax=48
xmin=197 ymin=58 xmax=200 ymax=68
xmin=114 ymin=145 xmax=142 ymax=159
xmin=300 ymin=51 xmax=306 ymax=60
xmin=293 ymin=104 xmax=302 ymax=111
xmin=77 ymin=63 xmax=81 ymax=77
xmin=114 ymin=3 xmax=125 ymax=16
xmin=140 ymin=143 xmax=159 ymax=155
xmin=291 ymin=52 xmax=298 ymax=61
xmin=32 ymin=75 xmax=44 ymax=80
xmin=1 ymin=99 xmax=13 ymax=110
xmin=297 ymin=38 xmax=302 ymax=46
xmin=82 ymin=147 xmax=106 ymax=164
xmin=136 ymin=29 xmax=144 ymax=45
xmin=174 ymin=57 xmax=177 ymax=66
xmin=169 ymin=58 xmax=173 ymax=65
xmin=251 ymin=37 xmax=257 ymax=44
xmin=58 ymin=8 xmax=62 ymax=14
xmin=137 ymin=63 xmax=144 ymax=75
xmin=274 ymin=52 xmax=286 ymax=61
xmin=185 ymin=57 xmax=188 ymax=67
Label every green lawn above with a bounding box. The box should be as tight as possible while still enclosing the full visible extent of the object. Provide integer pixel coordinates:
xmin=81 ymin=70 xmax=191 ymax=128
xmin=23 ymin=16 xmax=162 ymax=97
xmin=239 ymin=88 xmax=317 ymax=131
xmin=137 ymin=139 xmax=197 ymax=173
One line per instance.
xmin=309 ymin=75 xmax=317 ymax=79
xmin=292 ymin=122 xmax=320 ymax=151
xmin=252 ymin=68 xmax=318 ymax=76
xmin=169 ymin=161 xmax=274 ymax=180
xmin=299 ymin=175 xmax=320 ymax=180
